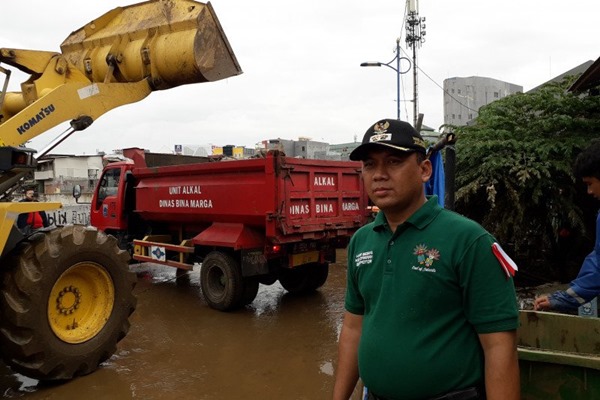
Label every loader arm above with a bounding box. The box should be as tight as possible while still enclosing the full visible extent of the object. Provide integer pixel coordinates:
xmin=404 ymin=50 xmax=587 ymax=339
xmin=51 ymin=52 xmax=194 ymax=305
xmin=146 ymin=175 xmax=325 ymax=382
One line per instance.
xmin=0 ymin=56 xmax=153 ymax=147
xmin=0 ymin=0 xmax=241 ymax=147
xmin=0 ymin=0 xmax=241 ymax=260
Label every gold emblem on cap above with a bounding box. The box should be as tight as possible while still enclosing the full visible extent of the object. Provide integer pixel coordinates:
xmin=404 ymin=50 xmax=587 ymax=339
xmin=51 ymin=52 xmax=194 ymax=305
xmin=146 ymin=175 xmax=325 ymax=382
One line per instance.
xmin=373 ymin=121 xmax=390 ymax=134
xmin=413 ymin=137 xmax=427 ymax=149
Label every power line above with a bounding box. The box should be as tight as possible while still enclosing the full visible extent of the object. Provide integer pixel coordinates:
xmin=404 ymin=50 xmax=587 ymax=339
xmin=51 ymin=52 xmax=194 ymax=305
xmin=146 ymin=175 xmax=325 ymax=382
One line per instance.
xmin=380 ymin=1 xmax=477 ymax=122
xmin=399 ymin=45 xmax=480 ymax=114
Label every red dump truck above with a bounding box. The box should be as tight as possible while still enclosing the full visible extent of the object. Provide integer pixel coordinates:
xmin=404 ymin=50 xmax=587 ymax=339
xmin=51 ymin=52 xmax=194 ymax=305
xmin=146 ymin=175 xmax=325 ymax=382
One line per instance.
xmin=87 ymin=148 xmax=368 ymax=311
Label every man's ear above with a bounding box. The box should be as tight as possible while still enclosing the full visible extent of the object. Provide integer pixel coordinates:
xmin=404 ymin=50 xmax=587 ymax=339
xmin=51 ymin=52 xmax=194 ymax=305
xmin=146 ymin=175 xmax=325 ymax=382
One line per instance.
xmin=420 ymin=158 xmax=433 ymax=183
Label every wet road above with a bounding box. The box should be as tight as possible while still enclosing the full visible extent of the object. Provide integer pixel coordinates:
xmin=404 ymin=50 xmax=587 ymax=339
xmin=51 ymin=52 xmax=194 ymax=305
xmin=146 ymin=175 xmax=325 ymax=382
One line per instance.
xmin=1 ymin=251 xmax=352 ymax=400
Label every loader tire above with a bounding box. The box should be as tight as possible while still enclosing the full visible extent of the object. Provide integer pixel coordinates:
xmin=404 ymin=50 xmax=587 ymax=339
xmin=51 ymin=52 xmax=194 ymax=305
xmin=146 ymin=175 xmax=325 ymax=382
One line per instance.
xmin=200 ymin=251 xmax=245 ymax=311
xmin=0 ymin=225 xmax=136 ymax=381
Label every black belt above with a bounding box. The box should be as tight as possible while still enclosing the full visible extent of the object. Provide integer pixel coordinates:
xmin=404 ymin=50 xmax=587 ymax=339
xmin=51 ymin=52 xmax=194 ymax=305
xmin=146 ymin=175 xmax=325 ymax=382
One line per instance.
xmin=368 ymin=385 xmax=483 ymax=400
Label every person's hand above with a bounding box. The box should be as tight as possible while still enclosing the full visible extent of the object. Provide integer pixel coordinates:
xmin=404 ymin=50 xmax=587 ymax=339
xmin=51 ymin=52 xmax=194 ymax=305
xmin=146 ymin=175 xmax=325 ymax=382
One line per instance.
xmin=534 ymin=295 xmax=551 ymax=311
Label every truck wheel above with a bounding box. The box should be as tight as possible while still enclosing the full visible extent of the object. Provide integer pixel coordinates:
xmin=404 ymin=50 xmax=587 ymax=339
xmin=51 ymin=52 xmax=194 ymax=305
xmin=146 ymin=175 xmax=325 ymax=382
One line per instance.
xmin=278 ymin=266 xmax=310 ymax=294
xmin=0 ymin=225 xmax=136 ymax=381
xmin=306 ymin=263 xmax=329 ymax=291
xmin=200 ymin=251 xmax=244 ymax=311
xmin=258 ymin=273 xmax=277 ymax=286
xmin=242 ymin=277 xmax=259 ymax=305
xmin=279 ymin=263 xmax=329 ymax=294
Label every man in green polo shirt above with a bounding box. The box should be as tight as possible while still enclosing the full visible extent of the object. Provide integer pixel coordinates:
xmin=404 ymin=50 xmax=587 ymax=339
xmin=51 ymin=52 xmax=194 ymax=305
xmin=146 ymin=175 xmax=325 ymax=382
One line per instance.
xmin=332 ymin=119 xmax=520 ymax=400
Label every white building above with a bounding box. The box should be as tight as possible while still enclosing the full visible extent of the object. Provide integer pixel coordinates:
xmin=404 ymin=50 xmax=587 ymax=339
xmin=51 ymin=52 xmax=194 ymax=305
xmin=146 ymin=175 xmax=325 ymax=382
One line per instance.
xmin=443 ymin=76 xmax=522 ymax=126
xmin=34 ymin=154 xmax=104 ymax=204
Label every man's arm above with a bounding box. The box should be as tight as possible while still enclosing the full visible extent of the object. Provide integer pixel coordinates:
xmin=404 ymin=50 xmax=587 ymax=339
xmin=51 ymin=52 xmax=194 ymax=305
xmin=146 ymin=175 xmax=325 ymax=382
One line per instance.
xmin=332 ymin=311 xmax=363 ymax=400
xmin=478 ymin=330 xmax=520 ymax=400
xmin=533 ymin=294 xmax=552 ymax=311
xmin=534 ymin=290 xmax=583 ymax=312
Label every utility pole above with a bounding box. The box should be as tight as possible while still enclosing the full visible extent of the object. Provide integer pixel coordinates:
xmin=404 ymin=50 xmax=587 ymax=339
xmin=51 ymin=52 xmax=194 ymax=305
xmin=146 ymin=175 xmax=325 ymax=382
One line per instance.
xmin=405 ymin=0 xmax=426 ymax=128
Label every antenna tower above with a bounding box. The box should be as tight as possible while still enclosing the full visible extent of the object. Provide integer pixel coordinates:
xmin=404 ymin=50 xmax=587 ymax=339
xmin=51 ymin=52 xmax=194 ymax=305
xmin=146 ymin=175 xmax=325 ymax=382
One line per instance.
xmin=405 ymin=0 xmax=426 ymax=127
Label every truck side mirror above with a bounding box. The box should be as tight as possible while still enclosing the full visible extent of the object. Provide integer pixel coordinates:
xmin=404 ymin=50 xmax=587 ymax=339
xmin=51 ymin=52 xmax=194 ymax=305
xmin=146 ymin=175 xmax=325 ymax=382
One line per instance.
xmin=73 ymin=184 xmax=82 ymax=203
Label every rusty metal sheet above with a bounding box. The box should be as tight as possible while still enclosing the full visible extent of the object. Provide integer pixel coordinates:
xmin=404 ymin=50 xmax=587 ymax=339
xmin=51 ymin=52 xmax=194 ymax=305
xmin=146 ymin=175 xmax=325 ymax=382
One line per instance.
xmin=518 ymin=310 xmax=600 ymax=399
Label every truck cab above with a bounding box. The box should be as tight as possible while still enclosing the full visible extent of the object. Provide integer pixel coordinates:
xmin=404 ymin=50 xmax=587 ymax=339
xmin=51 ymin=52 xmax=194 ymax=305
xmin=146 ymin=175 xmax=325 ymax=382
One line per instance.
xmin=91 ymin=162 xmax=131 ymax=232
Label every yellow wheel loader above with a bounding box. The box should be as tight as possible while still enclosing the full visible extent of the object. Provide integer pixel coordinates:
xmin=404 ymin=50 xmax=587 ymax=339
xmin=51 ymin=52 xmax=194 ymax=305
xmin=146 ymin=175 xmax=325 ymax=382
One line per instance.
xmin=0 ymin=0 xmax=241 ymax=380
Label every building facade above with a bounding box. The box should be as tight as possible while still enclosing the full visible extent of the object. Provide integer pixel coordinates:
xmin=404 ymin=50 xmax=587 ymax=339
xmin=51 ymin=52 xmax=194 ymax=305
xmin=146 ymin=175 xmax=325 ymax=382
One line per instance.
xmin=443 ymin=76 xmax=522 ymax=126
xmin=212 ymin=145 xmax=254 ymax=159
xmin=34 ymin=155 xmax=104 ymax=197
xmin=261 ymin=138 xmax=342 ymax=160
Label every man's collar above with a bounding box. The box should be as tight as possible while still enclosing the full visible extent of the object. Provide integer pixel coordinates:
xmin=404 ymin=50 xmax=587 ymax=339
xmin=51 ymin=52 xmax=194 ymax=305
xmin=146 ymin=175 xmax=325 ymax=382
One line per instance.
xmin=372 ymin=196 xmax=442 ymax=231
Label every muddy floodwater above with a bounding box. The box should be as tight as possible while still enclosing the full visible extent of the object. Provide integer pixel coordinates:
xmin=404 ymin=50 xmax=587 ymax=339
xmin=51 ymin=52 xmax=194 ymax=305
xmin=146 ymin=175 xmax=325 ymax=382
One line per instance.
xmin=1 ymin=251 xmax=353 ymax=400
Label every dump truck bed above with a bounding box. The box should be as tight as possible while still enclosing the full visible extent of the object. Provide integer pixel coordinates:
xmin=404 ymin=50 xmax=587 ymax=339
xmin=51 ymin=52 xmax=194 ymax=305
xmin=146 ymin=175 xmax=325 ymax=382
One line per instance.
xmin=132 ymin=152 xmax=368 ymax=242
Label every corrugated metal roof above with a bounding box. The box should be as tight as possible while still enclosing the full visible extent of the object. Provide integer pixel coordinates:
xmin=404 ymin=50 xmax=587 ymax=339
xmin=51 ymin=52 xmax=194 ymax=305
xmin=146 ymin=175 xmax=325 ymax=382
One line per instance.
xmin=568 ymin=56 xmax=600 ymax=92
xmin=527 ymin=60 xmax=594 ymax=93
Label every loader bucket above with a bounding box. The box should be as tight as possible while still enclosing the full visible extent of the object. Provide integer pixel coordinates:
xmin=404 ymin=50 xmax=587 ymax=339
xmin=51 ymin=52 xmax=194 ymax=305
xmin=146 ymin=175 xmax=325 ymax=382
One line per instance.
xmin=60 ymin=0 xmax=242 ymax=90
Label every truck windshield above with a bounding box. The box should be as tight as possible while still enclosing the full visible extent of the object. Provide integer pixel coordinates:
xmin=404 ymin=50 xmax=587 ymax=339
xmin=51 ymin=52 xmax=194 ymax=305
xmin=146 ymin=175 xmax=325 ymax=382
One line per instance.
xmin=96 ymin=168 xmax=121 ymax=206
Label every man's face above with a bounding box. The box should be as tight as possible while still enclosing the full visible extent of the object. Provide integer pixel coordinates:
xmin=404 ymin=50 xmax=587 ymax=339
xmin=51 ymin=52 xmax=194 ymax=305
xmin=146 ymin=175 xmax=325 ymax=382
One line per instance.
xmin=361 ymin=148 xmax=431 ymax=213
xmin=25 ymin=190 xmax=35 ymax=200
xmin=582 ymin=176 xmax=600 ymax=200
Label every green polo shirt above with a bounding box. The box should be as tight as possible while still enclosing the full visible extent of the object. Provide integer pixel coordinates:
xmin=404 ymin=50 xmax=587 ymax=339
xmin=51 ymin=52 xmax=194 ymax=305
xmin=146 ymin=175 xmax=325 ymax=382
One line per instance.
xmin=345 ymin=196 xmax=518 ymax=400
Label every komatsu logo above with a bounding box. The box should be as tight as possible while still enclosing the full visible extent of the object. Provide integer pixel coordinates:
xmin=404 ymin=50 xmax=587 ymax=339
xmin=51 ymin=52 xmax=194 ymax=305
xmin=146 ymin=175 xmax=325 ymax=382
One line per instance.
xmin=17 ymin=104 xmax=56 ymax=135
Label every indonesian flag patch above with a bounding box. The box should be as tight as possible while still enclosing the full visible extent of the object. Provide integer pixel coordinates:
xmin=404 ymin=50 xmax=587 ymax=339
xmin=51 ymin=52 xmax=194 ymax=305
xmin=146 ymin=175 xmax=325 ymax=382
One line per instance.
xmin=491 ymin=242 xmax=518 ymax=278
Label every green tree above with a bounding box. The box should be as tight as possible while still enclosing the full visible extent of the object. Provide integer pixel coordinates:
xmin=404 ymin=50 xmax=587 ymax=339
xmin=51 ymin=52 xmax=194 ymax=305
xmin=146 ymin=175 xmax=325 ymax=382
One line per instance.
xmin=453 ymin=77 xmax=600 ymax=281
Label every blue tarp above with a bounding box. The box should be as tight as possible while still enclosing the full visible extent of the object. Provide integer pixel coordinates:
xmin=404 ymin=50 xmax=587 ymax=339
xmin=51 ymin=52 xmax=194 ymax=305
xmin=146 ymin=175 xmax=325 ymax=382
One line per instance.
xmin=425 ymin=150 xmax=445 ymax=207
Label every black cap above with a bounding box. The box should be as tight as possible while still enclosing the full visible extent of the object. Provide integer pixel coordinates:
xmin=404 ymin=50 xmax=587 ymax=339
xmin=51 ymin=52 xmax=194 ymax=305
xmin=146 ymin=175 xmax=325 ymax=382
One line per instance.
xmin=349 ymin=119 xmax=427 ymax=161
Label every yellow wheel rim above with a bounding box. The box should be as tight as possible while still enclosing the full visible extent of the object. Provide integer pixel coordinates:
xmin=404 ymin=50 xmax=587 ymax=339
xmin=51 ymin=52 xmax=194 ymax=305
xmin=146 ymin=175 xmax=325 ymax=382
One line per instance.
xmin=48 ymin=262 xmax=115 ymax=344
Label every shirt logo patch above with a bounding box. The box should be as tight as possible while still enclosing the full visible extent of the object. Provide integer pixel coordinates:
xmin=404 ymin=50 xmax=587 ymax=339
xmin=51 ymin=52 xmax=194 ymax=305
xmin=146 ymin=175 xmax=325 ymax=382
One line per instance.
xmin=412 ymin=244 xmax=440 ymax=272
xmin=355 ymin=251 xmax=373 ymax=267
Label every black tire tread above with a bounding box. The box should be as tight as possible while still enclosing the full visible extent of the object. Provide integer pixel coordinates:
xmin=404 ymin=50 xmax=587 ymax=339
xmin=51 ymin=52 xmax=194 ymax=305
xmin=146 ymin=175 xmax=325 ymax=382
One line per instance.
xmin=279 ymin=263 xmax=329 ymax=294
xmin=200 ymin=251 xmax=244 ymax=311
xmin=0 ymin=225 xmax=136 ymax=381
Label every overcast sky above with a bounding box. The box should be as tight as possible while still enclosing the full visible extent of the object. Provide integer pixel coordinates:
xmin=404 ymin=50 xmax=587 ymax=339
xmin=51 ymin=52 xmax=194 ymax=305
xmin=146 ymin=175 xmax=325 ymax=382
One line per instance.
xmin=1 ymin=0 xmax=599 ymax=155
